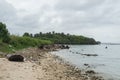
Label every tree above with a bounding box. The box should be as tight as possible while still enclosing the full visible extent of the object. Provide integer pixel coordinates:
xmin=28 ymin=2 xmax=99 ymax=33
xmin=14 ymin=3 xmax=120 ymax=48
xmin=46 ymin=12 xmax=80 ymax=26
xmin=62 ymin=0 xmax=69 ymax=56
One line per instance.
xmin=39 ymin=32 xmax=42 ymax=35
xmin=32 ymin=31 xmax=100 ymax=44
xmin=52 ymin=31 xmax=55 ymax=34
xmin=23 ymin=32 xmax=30 ymax=37
xmin=30 ymin=34 xmax=33 ymax=37
xmin=0 ymin=22 xmax=10 ymax=43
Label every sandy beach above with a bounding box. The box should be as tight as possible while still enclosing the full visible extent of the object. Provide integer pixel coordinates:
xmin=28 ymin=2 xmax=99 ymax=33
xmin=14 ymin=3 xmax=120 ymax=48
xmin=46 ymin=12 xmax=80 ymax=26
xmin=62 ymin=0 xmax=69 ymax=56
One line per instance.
xmin=0 ymin=48 xmax=103 ymax=80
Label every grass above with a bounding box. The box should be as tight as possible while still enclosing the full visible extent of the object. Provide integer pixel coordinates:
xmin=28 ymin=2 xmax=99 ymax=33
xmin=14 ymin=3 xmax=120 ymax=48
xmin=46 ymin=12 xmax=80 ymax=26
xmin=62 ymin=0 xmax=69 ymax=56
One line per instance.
xmin=0 ymin=35 xmax=53 ymax=53
xmin=0 ymin=42 xmax=12 ymax=53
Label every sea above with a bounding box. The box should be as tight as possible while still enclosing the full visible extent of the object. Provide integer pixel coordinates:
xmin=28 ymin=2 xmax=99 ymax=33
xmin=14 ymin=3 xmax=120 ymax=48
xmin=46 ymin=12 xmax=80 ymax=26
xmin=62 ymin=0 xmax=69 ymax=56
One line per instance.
xmin=51 ymin=44 xmax=120 ymax=80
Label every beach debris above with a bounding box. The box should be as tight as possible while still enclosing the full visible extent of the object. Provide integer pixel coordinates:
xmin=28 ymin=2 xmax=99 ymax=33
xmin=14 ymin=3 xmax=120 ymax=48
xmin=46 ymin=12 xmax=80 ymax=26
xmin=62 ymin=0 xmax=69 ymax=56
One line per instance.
xmin=82 ymin=54 xmax=98 ymax=56
xmin=38 ymin=45 xmax=45 ymax=49
xmin=38 ymin=44 xmax=52 ymax=50
xmin=6 ymin=54 xmax=24 ymax=62
xmin=76 ymin=52 xmax=82 ymax=54
xmin=52 ymin=49 xmax=57 ymax=51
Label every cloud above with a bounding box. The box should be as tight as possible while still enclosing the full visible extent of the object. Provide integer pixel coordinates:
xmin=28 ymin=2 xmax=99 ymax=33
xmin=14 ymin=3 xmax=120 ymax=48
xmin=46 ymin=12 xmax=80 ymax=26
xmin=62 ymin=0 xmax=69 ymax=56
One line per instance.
xmin=2 ymin=0 xmax=58 ymax=34
xmin=0 ymin=0 xmax=17 ymax=23
xmin=55 ymin=0 xmax=105 ymax=11
xmin=52 ymin=0 xmax=120 ymax=42
xmin=0 ymin=0 xmax=120 ymax=42
xmin=54 ymin=0 xmax=120 ymax=27
xmin=0 ymin=0 xmax=55 ymax=34
xmin=0 ymin=0 xmax=18 ymax=34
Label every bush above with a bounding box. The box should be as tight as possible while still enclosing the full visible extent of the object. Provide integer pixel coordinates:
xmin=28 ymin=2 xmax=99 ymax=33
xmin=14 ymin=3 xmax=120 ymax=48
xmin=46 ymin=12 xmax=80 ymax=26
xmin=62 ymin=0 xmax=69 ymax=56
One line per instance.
xmin=0 ymin=22 xmax=10 ymax=43
xmin=9 ymin=35 xmax=52 ymax=49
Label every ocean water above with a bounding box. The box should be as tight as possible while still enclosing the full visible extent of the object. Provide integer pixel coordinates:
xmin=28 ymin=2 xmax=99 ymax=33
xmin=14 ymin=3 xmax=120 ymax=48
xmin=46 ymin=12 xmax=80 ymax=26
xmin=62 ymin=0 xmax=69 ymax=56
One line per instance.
xmin=51 ymin=44 xmax=120 ymax=80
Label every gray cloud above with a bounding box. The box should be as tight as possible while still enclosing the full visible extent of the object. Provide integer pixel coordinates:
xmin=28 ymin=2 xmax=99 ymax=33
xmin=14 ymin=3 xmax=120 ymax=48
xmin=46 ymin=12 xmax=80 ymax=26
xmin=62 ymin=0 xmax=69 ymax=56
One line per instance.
xmin=0 ymin=0 xmax=42 ymax=34
xmin=55 ymin=0 xmax=120 ymax=26
xmin=53 ymin=0 xmax=120 ymax=42
xmin=0 ymin=0 xmax=120 ymax=42
xmin=55 ymin=0 xmax=105 ymax=11
xmin=0 ymin=0 xmax=17 ymax=23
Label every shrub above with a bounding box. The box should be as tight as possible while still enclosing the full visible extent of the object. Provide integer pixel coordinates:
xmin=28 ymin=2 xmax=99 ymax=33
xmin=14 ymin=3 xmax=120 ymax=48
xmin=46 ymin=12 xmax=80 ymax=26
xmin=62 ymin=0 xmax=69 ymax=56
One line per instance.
xmin=0 ymin=22 xmax=10 ymax=43
xmin=10 ymin=35 xmax=52 ymax=49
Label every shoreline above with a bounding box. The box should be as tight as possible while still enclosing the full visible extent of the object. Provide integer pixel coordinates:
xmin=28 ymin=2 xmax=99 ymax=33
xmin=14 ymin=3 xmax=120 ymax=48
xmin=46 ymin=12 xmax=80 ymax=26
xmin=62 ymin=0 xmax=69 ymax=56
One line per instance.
xmin=0 ymin=47 xmax=104 ymax=80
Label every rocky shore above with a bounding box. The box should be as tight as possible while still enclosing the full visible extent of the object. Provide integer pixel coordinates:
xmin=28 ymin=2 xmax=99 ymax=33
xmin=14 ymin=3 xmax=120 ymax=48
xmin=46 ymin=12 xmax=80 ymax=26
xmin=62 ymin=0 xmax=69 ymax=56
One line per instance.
xmin=0 ymin=46 xmax=104 ymax=80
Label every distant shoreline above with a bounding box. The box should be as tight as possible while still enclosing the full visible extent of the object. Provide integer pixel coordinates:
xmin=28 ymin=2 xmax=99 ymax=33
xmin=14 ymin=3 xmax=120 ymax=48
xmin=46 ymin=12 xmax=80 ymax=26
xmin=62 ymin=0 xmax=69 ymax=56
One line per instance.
xmin=101 ymin=43 xmax=120 ymax=45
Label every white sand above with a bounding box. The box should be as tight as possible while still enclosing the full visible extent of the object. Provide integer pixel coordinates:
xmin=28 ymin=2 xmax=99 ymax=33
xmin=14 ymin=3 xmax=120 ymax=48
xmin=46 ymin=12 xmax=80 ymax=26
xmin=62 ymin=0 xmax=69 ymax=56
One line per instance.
xmin=0 ymin=58 xmax=44 ymax=80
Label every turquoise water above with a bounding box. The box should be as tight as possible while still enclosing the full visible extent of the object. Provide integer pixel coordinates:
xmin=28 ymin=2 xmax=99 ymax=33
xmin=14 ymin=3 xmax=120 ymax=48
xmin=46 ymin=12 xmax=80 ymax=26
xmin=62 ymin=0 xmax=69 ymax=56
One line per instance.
xmin=51 ymin=44 xmax=120 ymax=80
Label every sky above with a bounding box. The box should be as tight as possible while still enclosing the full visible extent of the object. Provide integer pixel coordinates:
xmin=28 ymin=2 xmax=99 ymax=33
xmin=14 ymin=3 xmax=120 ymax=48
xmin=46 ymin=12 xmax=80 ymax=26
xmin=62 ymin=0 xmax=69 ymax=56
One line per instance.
xmin=0 ymin=0 xmax=120 ymax=43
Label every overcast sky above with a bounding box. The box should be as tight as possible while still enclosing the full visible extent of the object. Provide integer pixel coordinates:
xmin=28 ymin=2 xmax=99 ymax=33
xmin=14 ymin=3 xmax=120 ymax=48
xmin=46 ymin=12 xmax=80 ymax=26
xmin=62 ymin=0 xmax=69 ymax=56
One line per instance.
xmin=0 ymin=0 xmax=120 ymax=43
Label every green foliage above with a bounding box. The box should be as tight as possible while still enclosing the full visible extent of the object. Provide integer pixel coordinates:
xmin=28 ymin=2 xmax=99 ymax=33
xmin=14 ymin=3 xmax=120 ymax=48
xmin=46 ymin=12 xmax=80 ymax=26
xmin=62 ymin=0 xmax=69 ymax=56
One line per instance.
xmin=10 ymin=35 xmax=52 ymax=50
xmin=0 ymin=22 xmax=10 ymax=43
xmin=0 ymin=40 xmax=12 ymax=53
xmin=31 ymin=31 xmax=99 ymax=44
xmin=0 ymin=35 xmax=52 ymax=53
xmin=23 ymin=32 xmax=30 ymax=37
xmin=23 ymin=32 xmax=33 ymax=37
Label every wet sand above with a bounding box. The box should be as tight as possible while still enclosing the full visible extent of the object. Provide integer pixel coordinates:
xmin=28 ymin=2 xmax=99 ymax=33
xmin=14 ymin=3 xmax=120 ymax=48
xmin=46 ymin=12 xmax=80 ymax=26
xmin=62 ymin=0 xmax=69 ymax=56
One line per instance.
xmin=0 ymin=48 xmax=104 ymax=80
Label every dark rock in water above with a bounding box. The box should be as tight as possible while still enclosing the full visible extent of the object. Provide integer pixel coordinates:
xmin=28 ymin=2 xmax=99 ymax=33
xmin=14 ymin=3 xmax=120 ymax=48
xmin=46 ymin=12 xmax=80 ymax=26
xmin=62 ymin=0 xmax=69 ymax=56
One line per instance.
xmin=6 ymin=54 xmax=24 ymax=62
xmin=85 ymin=70 xmax=96 ymax=74
xmin=82 ymin=54 xmax=98 ymax=56
xmin=69 ymin=50 xmax=72 ymax=52
xmin=65 ymin=45 xmax=70 ymax=49
xmin=60 ymin=44 xmax=65 ymax=49
xmin=84 ymin=64 xmax=89 ymax=66
xmin=60 ymin=45 xmax=70 ymax=49
xmin=105 ymin=46 xmax=108 ymax=49
xmin=72 ymin=52 xmax=75 ymax=54
xmin=76 ymin=52 xmax=81 ymax=54
xmin=84 ymin=64 xmax=91 ymax=68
